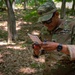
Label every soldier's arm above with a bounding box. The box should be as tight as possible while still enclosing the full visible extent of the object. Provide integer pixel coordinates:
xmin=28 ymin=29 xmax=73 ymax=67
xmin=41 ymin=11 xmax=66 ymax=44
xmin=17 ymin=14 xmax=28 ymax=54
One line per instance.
xmin=41 ymin=42 xmax=75 ymax=60
xmin=67 ymin=45 xmax=75 ymax=60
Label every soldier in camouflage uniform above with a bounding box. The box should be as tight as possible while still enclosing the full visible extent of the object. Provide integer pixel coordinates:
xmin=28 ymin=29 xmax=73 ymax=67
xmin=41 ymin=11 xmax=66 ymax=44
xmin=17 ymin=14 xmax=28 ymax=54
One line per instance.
xmin=32 ymin=1 xmax=75 ymax=75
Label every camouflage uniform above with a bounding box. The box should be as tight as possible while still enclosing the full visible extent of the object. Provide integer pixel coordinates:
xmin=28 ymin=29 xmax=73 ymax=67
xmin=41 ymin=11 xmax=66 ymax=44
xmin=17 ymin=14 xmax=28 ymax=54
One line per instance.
xmin=37 ymin=1 xmax=75 ymax=75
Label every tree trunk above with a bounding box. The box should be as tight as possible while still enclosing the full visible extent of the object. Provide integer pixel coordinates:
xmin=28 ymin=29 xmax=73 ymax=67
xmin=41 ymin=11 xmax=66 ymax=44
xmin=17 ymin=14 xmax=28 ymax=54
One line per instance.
xmin=24 ymin=0 xmax=27 ymax=10
xmin=12 ymin=0 xmax=16 ymax=11
xmin=71 ymin=0 xmax=75 ymax=15
xmin=34 ymin=0 xmax=38 ymax=6
xmin=4 ymin=0 xmax=17 ymax=44
xmin=60 ymin=0 xmax=66 ymax=19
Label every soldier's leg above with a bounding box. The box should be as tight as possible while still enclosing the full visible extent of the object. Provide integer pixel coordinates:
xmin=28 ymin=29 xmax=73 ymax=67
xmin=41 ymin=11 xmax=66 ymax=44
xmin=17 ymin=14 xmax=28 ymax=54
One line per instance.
xmin=43 ymin=54 xmax=75 ymax=75
xmin=43 ymin=60 xmax=75 ymax=75
xmin=53 ymin=60 xmax=75 ymax=75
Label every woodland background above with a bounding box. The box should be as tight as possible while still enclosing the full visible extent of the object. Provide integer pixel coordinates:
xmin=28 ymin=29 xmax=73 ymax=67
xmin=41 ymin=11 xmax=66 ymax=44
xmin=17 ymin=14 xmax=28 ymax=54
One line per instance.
xmin=0 ymin=0 xmax=75 ymax=75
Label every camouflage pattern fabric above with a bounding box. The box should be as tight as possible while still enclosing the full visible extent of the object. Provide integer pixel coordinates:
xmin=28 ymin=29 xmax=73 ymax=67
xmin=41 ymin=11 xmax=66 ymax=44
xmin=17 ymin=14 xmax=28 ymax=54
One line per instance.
xmin=37 ymin=1 xmax=75 ymax=75
xmin=37 ymin=1 xmax=57 ymax=23
xmin=40 ymin=20 xmax=75 ymax=75
xmin=40 ymin=26 xmax=52 ymax=41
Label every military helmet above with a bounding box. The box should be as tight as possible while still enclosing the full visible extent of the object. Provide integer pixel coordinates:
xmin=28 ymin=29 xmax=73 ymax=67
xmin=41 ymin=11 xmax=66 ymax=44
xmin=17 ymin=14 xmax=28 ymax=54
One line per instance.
xmin=37 ymin=1 xmax=57 ymax=23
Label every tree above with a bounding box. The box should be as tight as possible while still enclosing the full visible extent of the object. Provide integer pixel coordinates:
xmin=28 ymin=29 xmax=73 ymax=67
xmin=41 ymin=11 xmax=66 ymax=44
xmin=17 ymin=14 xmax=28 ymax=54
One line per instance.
xmin=54 ymin=0 xmax=72 ymax=18
xmin=4 ymin=0 xmax=17 ymax=44
xmin=60 ymin=0 xmax=66 ymax=19
xmin=0 ymin=0 xmax=4 ymax=8
xmin=23 ymin=0 xmax=28 ymax=10
xmin=12 ymin=0 xmax=16 ymax=11
xmin=71 ymin=0 xmax=75 ymax=15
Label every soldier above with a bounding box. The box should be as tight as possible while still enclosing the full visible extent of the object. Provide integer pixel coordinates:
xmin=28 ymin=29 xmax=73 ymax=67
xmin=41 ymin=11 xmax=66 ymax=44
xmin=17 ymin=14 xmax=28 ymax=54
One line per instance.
xmin=32 ymin=1 xmax=75 ymax=75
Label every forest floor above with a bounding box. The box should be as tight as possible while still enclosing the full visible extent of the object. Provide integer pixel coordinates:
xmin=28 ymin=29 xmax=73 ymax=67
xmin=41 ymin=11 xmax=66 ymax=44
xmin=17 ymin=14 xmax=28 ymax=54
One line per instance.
xmin=0 ymin=9 xmax=75 ymax=75
xmin=0 ymin=9 xmax=45 ymax=75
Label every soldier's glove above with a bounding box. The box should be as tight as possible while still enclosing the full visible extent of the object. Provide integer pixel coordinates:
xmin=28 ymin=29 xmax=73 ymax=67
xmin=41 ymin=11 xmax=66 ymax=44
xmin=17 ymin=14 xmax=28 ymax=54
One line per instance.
xmin=32 ymin=42 xmax=45 ymax=58
xmin=32 ymin=42 xmax=41 ymax=58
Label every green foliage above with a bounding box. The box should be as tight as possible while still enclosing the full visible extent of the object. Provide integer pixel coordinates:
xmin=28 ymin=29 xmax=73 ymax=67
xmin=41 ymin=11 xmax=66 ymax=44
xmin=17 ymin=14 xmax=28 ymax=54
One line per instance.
xmin=31 ymin=63 xmax=39 ymax=68
xmin=21 ymin=41 xmax=32 ymax=48
xmin=16 ymin=4 xmax=23 ymax=8
xmin=15 ymin=0 xmax=21 ymax=4
xmin=23 ymin=9 xmax=39 ymax=23
xmin=22 ymin=0 xmax=64 ymax=24
xmin=0 ymin=29 xmax=7 ymax=40
xmin=27 ymin=0 xmax=51 ymax=7
xmin=0 ymin=0 xmax=5 ymax=8
xmin=54 ymin=0 xmax=72 ymax=2
xmin=31 ymin=62 xmax=45 ymax=69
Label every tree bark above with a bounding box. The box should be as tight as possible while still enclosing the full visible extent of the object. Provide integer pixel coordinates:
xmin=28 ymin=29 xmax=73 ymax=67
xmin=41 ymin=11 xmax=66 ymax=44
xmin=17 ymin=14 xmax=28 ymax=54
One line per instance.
xmin=60 ymin=0 xmax=66 ymax=19
xmin=12 ymin=0 xmax=16 ymax=11
xmin=24 ymin=0 xmax=27 ymax=10
xmin=4 ymin=0 xmax=17 ymax=44
xmin=71 ymin=0 xmax=75 ymax=15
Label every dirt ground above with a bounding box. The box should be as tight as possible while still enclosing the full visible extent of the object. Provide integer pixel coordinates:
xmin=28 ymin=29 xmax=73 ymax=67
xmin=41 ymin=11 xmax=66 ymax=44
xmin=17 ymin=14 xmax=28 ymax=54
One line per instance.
xmin=0 ymin=9 xmax=75 ymax=75
xmin=0 ymin=10 xmax=45 ymax=75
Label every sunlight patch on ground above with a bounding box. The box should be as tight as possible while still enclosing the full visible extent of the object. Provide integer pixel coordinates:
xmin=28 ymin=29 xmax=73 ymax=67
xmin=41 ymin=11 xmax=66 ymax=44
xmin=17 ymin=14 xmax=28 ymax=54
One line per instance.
xmin=0 ymin=41 xmax=16 ymax=45
xmin=16 ymin=21 xmax=32 ymax=30
xmin=0 ymin=42 xmax=8 ymax=45
xmin=0 ymin=21 xmax=7 ymax=31
xmin=6 ymin=45 xmax=27 ymax=50
xmin=23 ymin=21 xmax=32 ymax=25
xmin=0 ymin=42 xmax=27 ymax=50
xmin=19 ymin=67 xmax=37 ymax=74
xmin=16 ymin=21 xmax=23 ymax=30
xmin=31 ymin=56 xmax=45 ymax=63
xmin=69 ymin=16 xmax=75 ymax=19
xmin=0 ymin=20 xmax=32 ymax=31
